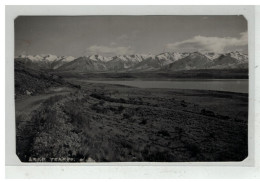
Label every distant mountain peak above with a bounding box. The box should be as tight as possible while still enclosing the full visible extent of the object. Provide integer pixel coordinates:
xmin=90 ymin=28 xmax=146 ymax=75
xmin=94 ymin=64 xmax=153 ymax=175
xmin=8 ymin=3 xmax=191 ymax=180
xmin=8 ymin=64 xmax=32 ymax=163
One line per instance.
xmin=224 ymin=52 xmax=248 ymax=63
xmin=188 ymin=51 xmax=208 ymax=59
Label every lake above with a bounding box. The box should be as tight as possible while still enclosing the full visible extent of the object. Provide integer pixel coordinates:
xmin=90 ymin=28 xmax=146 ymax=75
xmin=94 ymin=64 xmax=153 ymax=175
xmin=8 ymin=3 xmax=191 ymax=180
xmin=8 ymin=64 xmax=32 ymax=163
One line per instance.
xmin=86 ymin=79 xmax=249 ymax=93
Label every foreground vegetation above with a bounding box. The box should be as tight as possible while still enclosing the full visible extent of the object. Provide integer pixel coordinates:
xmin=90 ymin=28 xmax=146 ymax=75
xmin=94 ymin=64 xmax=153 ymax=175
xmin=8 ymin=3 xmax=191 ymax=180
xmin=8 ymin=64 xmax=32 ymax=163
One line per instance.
xmin=16 ymin=78 xmax=248 ymax=162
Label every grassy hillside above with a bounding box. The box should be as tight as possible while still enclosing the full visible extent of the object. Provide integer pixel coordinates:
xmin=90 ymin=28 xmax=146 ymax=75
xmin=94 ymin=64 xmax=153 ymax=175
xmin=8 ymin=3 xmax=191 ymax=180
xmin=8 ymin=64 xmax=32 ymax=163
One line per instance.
xmin=15 ymin=60 xmax=80 ymax=98
xmin=16 ymin=81 xmax=248 ymax=162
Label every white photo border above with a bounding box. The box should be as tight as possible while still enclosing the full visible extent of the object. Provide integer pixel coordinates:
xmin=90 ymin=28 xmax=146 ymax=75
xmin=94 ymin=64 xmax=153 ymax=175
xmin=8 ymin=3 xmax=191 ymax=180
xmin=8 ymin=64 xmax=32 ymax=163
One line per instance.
xmin=5 ymin=5 xmax=259 ymax=178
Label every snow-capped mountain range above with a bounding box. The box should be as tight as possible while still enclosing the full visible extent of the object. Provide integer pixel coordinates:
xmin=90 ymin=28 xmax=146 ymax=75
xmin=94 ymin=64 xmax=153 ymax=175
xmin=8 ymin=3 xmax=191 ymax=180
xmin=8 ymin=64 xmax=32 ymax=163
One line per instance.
xmin=17 ymin=54 xmax=75 ymax=63
xmin=15 ymin=51 xmax=248 ymax=72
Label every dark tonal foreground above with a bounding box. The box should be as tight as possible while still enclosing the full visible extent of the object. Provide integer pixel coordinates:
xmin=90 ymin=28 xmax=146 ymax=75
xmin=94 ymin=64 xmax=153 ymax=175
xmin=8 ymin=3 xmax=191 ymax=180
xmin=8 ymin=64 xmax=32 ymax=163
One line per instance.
xmin=15 ymin=65 xmax=248 ymax=162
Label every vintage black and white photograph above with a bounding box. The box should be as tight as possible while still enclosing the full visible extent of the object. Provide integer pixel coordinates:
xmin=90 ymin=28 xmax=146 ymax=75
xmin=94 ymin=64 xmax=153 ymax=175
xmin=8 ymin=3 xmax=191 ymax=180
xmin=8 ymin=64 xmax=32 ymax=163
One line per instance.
xmin=14 ymin=15 xmax=248 ymax=162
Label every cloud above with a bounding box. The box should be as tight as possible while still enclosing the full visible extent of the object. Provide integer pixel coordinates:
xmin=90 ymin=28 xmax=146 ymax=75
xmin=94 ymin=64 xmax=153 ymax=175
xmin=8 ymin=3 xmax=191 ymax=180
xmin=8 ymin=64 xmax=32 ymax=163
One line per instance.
xmin=166 ymin=32 xmax=248 ymax=53
xmin=117 ymin=31 xmax=139 ymax=43
xmin=117 ymin=34 xmax=129 ymax=41
xmin=110 ymin=42 xmax=117 ymax=46
xmin=86 ymin=31 xmax=140 ymax=56
xmin=86 ymin=45 xmax=134 ymax=55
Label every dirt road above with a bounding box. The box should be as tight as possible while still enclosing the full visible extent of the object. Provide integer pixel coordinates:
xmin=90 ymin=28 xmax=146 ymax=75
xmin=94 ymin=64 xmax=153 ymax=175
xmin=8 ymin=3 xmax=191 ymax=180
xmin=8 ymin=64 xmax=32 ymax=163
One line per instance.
xmin=15 ymin=90 xmax=72 ymax=116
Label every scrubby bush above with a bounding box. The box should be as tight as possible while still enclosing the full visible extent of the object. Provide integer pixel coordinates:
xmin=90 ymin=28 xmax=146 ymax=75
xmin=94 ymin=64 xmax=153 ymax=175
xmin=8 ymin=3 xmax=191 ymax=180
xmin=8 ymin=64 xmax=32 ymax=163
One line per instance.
xmin=184 ymin=143 xmax=201 ymax=158
xmin=120 ymin=141 xmax=133 ymax=150
xmin=135 ymin=107 xmax=140 ymax=112
xmin=90 ymin=103 xmax=104 ymax=113
xmin=99 ymin=100 xmax=105 ymax=106
xmin=119 ymin=98 xmax=126 ymax=103
xmin=90 ymin=93 xmax=129 ymax=104
xmin=123 ymin=113 xmax=131 ymax=119
xmin=157 ymin=129 xmax=170 ymax=137
xmin=70 ymin=112 xmax=90 ymax=128
xmin=216 ymin=114 xmax=230 ymax=120
xmin=73 ymin=84 xmax=81 ymax=89
xmin=90 ymin=93 xmax=104 ymax=100
xmin=139 ymin=118 xmax=147 ymax=125
xmin=234 ymin=118 xmax=244 ymax=122
xmin=201 ymin=109 xmax=215 ymax=117
xmin=141 ymin=146 xmax=173 ymax=162
xmin=118 ymin=105 xmax=125 ymax=113
xmin=181 ymin=100 xmax=187 ymax=107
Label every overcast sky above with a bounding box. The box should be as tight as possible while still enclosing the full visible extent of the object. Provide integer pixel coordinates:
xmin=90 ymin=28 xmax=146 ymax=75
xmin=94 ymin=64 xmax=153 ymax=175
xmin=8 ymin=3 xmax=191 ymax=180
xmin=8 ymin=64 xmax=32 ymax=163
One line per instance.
xmin=15 ymin=16 xmax=248 ymax=57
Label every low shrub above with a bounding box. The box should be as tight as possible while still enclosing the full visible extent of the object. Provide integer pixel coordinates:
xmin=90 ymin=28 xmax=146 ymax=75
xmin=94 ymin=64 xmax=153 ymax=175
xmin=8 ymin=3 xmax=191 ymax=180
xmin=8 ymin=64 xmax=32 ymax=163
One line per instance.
xmin=157 ymin=130 xmax=170 ymax=137
xmin=201 ymin=109 xmax=215 ymax=117
xmin=139 ymin=119 xmax=147 ymax=125
xmin=185 ymin=143 xmax=201 ymax=158
xmin=216 ymin=114 xmax=230 ymax=120
xmin=118 ymin=105 xmax=125 ymax=113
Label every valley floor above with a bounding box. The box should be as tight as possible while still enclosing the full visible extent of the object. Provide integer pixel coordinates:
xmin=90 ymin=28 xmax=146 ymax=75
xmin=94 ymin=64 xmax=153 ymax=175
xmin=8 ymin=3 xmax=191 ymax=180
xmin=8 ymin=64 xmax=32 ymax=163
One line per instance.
xmin=15 ymin=79 xmax=248 ymax=162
